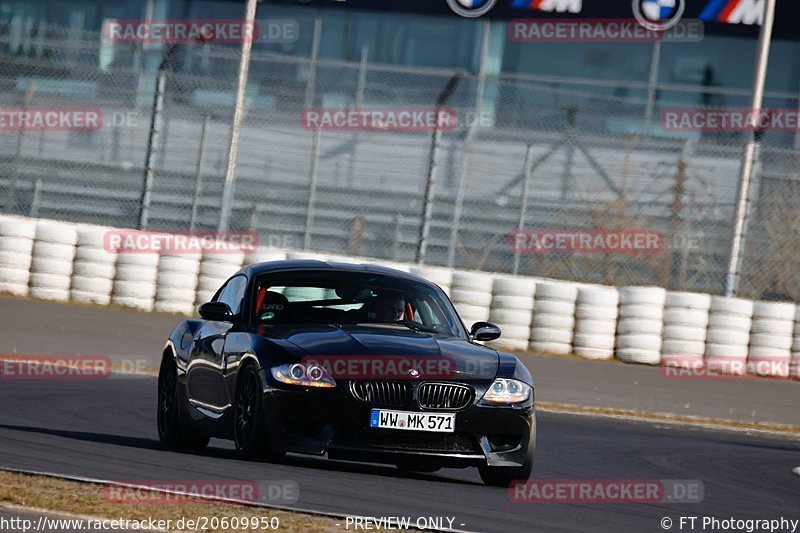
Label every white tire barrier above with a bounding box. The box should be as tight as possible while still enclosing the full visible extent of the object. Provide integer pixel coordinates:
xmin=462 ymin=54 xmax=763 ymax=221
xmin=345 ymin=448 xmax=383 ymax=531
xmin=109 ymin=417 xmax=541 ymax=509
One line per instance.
xmin=154 ymin=253 xmax=201 ymax=315
xmin=451 ymin=272 xmax=493 ymax=326
xmin=529 ymin=281 xmax=578 ymax=355
xmin=70 ymin=225 xmax=118 ymax=306
xmin=286 ymin=251 xmax=328 ymax=261
xmin=661 ymin=292 xmax=710 ymax=368
xmin=792 ymin=306 xmax=800 ymax=381
xmin=409 ymin=266 xmax=453 ymax=295
xmin=196 ymin=251 xmax=244 ymax=305
xmin=573 ymin=286 xmax=619 ymax=360
xmin=244 ymin=250 xmax=287 ymax=266
xmin=704 ymin=297 xmax=753 ymax=375
xmin=29 ymin=221 xmax=77 ymax=302
xmin=488 ymin=276 xmax=536 ymax=350
xmin=0 ymin=217 xmax=37 ymax=295
xmin=747 ymin=301 xmax=794 ymax=378
xmin=112 ymin=252 xmax=159 ymax=312
xmin=615 ymin=287 xmax=665 ymax=364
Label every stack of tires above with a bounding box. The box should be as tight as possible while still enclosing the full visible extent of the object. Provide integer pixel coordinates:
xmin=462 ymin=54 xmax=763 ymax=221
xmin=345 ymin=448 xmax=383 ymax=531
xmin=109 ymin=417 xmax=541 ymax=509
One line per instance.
xmin=244 ymin=249 xmax=287 ymax=267
xmin=572 ymin=285 xmax=619 ymax=360
xmin=747 ymin=301 xmax=794 ymax=378
xmin=488 ymin=276 xmax=536 ymax=351
xmin=0 ymin=216 xmax=36 ymax=296
xmin=29 ymin=221 xmax=78 ymax=301
xmin=371 ymin=260 xmax=411 ymax=273
xmin=196 ymin=252 xmax=244 ymax=306
xmin=409 ymin=265 xmax=453 ymax=296
xmin=615 ymin=287 xmax=666 ymax=365
xmin=661 ymin=292 xmax=711 ymax=369
xmin=450 ymin=271 xmax=493 ymax=328
xmin=154 ymin=253 xmax=201 ymax=315
xmin=792 ymin=307 xmax=800 ymax=381
xmin=286 ymin=251 xmax=328 ymax=261
xmin=704 ymin=297 xmax=753 ymax=375
xmin=111 ymin=252 xmax=160 ymax=312
xmin=70 ymin=225 xmax=117 ymax=305
xmin=529 ymin=281 xmax=578 ymax=356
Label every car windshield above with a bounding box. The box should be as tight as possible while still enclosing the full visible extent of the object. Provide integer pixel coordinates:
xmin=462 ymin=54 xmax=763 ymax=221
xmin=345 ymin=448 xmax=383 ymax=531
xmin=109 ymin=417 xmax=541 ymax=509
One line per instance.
xmin=251 ymin=269 xmax=466 ymax=338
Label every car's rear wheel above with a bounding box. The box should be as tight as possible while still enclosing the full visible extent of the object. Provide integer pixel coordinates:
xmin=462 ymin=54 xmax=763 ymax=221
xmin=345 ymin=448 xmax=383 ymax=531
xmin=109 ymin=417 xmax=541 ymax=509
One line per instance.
xmin=234 ymin=364 xmax=284 ymax=461
xmin=478 ymin=411 xmax=536 ymax=487
xmin=157 ymin=354 xmax=210 ymax=450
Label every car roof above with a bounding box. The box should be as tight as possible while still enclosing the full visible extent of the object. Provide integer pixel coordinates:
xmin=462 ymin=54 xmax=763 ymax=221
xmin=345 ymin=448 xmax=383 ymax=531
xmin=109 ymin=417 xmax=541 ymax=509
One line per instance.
xmin=240 ymin=260 xmax=437 ymax=287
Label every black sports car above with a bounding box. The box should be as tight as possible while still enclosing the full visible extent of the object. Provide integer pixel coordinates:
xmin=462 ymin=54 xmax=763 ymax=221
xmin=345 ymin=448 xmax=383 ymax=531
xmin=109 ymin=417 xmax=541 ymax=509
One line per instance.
xmin=158 ymin=261 xmax=536 ymax=486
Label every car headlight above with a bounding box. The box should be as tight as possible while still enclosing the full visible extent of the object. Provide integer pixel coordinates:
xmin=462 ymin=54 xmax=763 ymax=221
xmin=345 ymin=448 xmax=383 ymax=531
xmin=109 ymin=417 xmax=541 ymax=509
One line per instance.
xmin=482 ymin=378 xmax=531 ymax=404
xmin=271 ymin=363 xmax=336 ymax=388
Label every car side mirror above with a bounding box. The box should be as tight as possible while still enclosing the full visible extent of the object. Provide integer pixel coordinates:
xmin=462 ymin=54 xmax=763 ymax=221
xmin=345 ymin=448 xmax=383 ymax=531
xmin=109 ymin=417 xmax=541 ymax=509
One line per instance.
xmin=198 ymin=301 xmax=234 ymax=322
xmin=470 ymin=322 xmax=501 ymax=341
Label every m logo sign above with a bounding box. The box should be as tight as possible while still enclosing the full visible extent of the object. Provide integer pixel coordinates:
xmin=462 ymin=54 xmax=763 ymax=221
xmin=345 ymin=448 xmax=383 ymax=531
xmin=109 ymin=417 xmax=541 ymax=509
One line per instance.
xmin=700 ymin=0 xmax=764 ymax=25
xmin=511 ymin=0 xmax=583 ymax=14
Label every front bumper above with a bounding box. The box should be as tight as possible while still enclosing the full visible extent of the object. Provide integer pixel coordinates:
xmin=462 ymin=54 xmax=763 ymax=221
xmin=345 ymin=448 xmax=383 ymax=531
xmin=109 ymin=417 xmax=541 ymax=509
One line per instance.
xmin=259 ymin=375 xmax=535 ymax=468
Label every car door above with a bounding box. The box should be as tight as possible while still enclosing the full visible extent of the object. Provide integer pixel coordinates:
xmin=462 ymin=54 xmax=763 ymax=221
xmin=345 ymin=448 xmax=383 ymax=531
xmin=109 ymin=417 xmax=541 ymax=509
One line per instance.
xmin=186 ymin=275 xmax=247 ymax=415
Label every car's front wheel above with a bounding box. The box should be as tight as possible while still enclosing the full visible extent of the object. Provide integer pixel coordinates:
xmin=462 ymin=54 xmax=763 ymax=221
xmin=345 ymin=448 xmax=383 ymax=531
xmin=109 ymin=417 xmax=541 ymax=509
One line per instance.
xmin=234 ymin=364 xmax=284 ymax=461
xmin=478 ymin=411 xmax=536 ymax=487
xmin=157 ymin=354 xmax=210 ymax=450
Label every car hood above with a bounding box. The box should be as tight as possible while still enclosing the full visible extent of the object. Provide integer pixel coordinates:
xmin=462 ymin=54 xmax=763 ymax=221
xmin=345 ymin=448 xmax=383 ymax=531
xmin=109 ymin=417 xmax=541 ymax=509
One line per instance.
xmin=260 ymin=324 xmax=499 ymax=381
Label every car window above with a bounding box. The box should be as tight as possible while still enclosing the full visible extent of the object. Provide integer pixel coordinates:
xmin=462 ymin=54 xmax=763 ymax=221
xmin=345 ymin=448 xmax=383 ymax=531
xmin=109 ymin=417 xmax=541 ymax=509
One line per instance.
xmin=214 ymin=275 xmax=247 ymax=315
xmin=253 ymin=270 xmax=467 ymax=338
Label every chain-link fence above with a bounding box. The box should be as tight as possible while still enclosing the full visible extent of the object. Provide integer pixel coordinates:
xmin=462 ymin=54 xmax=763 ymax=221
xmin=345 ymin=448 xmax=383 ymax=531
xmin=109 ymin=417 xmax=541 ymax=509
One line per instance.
xmin=1 ymin=24 xmax=799 ymax=299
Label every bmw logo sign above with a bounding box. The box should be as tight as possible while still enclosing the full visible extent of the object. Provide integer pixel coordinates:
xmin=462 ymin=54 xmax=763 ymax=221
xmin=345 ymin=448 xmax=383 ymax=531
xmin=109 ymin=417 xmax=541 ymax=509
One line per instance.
xmin=632 ymin=0 xmax=685 ymax=31
xmin=408 ymin=368 xmax=421 ymax=378
xmin=446 ymin=0 xmax=499 ymax=18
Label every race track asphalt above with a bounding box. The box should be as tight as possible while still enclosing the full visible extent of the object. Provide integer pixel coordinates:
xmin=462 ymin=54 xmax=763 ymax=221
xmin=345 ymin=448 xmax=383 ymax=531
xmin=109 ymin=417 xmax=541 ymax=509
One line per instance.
xmin=0 ymin=376 xmax=798 ymax=533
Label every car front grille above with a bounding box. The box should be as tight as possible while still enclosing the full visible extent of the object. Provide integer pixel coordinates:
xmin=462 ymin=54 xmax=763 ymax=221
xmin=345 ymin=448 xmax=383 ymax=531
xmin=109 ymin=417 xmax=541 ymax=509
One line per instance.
xmin=350 ymin=380 xmax=411 ymax=407
xmin=417 ymin=383 xmax=473 ymax=411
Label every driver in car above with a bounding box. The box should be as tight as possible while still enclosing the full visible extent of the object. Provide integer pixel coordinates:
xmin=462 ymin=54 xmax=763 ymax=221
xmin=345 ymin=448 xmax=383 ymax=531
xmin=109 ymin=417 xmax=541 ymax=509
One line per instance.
xmin=374 ymin=292 xmax=406 ymax=322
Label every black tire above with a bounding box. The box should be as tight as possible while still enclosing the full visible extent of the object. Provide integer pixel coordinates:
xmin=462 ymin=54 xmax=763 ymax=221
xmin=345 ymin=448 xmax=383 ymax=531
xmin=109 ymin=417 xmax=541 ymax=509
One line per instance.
xmin=478 ymin=411 xmax=537 ymax=487
xmin=157 ymin=354 xmax=210 ymax=450
xmin=234 ymin=364 xmax=284 ymax=461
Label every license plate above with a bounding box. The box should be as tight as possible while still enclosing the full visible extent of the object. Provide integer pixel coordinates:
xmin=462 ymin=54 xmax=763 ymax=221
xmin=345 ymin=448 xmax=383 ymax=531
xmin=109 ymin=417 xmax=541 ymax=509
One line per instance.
xmin=369 ymin=409 xmax=455 ymax=433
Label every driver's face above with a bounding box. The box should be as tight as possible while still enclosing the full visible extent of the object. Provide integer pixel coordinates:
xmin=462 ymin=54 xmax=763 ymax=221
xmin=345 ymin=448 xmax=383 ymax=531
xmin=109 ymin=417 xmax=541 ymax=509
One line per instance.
xmin=378 ymin=297 xmax=405 ymax=322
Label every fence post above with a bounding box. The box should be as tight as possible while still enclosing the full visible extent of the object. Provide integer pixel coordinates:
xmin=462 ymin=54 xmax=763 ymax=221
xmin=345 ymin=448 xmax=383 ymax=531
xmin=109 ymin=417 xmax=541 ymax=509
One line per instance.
xmin=137 ymin=69 xmax=167 ymax=230
xmin=190 ymin=115 xmax=210 ymax=231
xmin=29 ymin=178 xmax=42 ymax=218
xmin=513 ymin=145 xmax=535 ymax=276
xmin=643 ymin=40 xmax=662 ymax=134
xmin=304 ymin=17 xmax=322 ymax=109
xmin=415 ymin=73 xmax=464 ymax=264
xmin=218 ymin=0 xmax=258 ymax=232
xmin=348 ymin=45 xmax=369 ymax=186
xmin=446 ymin=125 xmax=478 ymax=268
xmin=446 ymin=21 xmax=491 ymax=268
xmin=724 ymin=0 xmax=776 ymax=297
xmin=304 ymin=128 xmax=322 ymax=250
